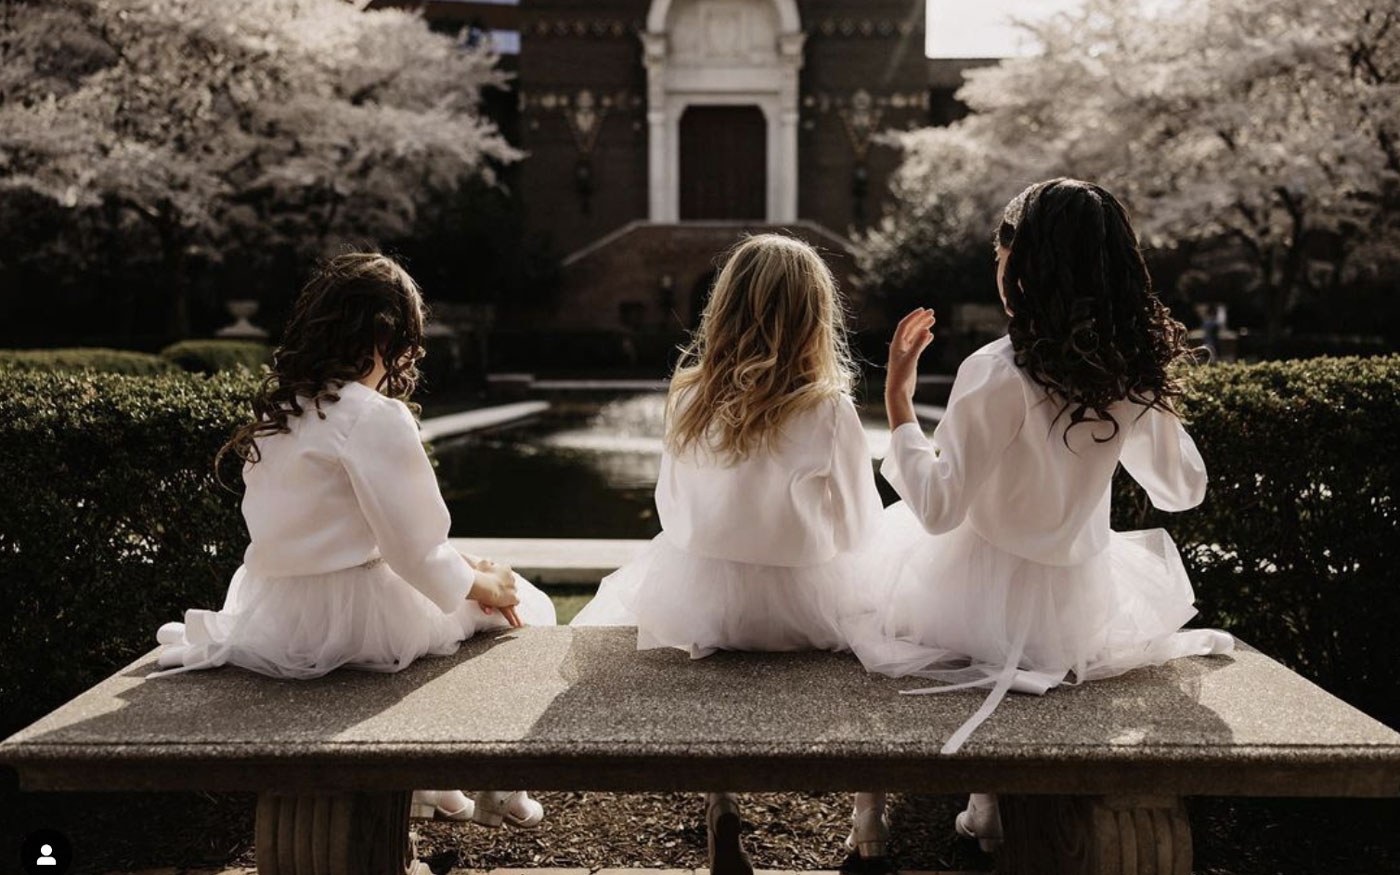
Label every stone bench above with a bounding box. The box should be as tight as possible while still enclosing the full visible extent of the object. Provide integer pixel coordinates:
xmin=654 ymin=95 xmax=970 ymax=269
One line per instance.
xmin=3 ymin=627 xmax=1398 ymax=875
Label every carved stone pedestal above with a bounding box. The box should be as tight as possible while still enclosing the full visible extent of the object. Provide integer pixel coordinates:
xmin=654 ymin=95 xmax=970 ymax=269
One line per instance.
xmin=997 ymin=794 xmax=1191 ymax=875
xmin=255 ymin=790 xmax=426 ymax=875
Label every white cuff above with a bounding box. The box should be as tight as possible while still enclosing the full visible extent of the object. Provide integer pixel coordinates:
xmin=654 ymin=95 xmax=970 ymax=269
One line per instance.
xmin=879 ymin=421 xmax=929 ymax=485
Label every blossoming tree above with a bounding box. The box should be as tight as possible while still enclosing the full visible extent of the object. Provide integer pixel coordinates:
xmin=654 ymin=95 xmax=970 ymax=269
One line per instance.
xmin=863 ymin=0 xmax=1399 ymax=344
xmin=0 ymin=0 xmax=519 ymax=335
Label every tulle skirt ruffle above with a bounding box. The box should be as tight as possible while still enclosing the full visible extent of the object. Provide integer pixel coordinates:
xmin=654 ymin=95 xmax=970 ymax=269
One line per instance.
xmin=571 ymin=534 xmax=873 ymax=658
xmin=152 ymin=560 xmax=557 ymax=680
xmin=844 ymin=502 xmax=1232 ymax=752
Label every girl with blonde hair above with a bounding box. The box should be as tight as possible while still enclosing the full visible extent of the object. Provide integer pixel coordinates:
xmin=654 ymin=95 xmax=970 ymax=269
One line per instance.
xmin=573 ymin=233 xmax=887 ymax=872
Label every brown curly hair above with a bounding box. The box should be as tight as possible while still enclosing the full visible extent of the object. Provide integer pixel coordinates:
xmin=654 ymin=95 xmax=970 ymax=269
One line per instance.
xmin=997 ymin=178 xmax=1193 ymax=444
xmin=216 ymin=252 xmax=426 ymax=482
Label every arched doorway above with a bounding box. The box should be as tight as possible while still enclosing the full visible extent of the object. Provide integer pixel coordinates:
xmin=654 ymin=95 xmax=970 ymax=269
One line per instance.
xmin=679 ymin=106 xmax=767 ymax=220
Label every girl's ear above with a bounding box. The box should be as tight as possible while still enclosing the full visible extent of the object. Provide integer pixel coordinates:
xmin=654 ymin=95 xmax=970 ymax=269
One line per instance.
xmin=996 ymin=247 xmax=1014 ymax=316
xmin=373 ymin=322 xmax=394 ymax=360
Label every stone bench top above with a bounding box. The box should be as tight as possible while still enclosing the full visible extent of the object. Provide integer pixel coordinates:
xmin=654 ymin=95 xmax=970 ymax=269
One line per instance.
xmin=4 ymin=627 xmax=1398 ymax=797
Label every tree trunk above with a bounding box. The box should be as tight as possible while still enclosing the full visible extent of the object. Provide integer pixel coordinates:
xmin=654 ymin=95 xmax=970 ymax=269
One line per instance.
xmin=157 ymin=203 xmax=191 ymax=339
xmin=1264 ymin=287 xmax=1287 ymax=354
xmin=1265 ymin=187 xmax=1310 ymax=353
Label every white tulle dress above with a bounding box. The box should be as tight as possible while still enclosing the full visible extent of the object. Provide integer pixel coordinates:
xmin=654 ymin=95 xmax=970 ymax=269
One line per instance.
xmin=571 ymin=392 xmax=884 ymax=657
xmin=845 ymin=337 xmax=1233 ymax=753
xmin=152 ymin=380 xmax=556 ymax=680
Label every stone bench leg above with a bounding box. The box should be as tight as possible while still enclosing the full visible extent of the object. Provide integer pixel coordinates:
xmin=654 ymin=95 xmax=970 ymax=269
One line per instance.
xmin=255 ymin=790 xmax=427 ymax=875
xmin=997 ymin=794 xmax=1191 ymax=875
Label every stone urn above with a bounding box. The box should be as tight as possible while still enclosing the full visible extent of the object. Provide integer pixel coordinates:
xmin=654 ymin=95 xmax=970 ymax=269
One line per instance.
xmin=216 ymin=299 xmax=269 ymax=339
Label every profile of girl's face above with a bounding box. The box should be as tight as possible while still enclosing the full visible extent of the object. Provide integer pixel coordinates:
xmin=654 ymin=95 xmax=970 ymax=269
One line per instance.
xmin=995 ymin=244 xmax=1013 ymax=316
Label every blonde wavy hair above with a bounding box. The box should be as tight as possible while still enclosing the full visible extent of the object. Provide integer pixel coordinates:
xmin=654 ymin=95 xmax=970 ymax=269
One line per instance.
xmin=666 ymin=234 xmax=857 ymax=461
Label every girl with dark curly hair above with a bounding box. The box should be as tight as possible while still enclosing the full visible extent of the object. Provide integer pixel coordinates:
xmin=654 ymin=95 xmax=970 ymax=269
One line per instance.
xmin=151 ymin=253 xmax=554 ymax=828
xmin=846 ymin=180 xmax=1234 ymax=852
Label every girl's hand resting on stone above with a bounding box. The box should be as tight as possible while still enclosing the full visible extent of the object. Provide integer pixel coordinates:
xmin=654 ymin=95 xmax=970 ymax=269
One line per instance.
xmin=467 ymin=558 xmax=523 ymax=628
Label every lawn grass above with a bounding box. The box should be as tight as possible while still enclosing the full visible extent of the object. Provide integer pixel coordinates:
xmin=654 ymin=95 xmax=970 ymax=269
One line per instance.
xmin=540 ymin=586 xmax=594 ymax=624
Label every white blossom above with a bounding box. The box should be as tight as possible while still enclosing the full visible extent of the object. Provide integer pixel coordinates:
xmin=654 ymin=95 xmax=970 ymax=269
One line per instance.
xmin=0 ymin=0 xmax=520 ymax=332
xmin=864 ymin=0 xmax=1400 ymax=341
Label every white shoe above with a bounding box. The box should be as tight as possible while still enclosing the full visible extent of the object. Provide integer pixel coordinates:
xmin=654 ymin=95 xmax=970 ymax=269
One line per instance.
xmin=472 ymin=791 xmax=544 ymax=829
xmin=156 ymin=644 xmax=188 ymax=669
xmin=410 ymin=790 xmax=475 ymax=822
xmin=954 ymin=793 xmax=1002 ymax=853
xmin=1205 ymin=629 xmax=1235 ymax=654
xmin=843 ymin=799 xmax=890 ymax=859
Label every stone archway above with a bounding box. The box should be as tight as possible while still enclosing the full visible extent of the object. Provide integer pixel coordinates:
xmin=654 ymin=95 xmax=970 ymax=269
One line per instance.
xmin=642 ymin=0 xmax=804 ymax=223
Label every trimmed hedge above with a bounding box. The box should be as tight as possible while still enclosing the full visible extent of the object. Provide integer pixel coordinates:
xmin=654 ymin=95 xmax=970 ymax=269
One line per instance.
xmin=0 ymin=370 xmax=256 ymax=736
xmin=161 ymin=339 xmax=272 ymax=375
xmin=1113 ymin=355 xmax=1400 ymax=727
xmin=0 ymin=347 xmax=180 ymax=375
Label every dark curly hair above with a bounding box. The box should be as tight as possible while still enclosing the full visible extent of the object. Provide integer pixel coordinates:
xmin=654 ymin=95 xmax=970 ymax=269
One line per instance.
xmin=997 ymin=178 xmax=1193 ymax=444
xmin=216 ymin=252 xmax=426 ymax=483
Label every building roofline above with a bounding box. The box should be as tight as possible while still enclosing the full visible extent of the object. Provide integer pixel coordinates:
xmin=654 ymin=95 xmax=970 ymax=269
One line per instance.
xmin=562 ymin=220 xmax=855 ymax=268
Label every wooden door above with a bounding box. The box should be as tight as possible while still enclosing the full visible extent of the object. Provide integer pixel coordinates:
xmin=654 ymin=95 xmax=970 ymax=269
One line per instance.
xmin=679 ymin=105 xmax=767 ymax=220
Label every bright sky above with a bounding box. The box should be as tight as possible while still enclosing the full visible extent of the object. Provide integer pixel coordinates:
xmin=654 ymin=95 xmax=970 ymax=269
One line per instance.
xmin=926 ymin=0 xmax=1087 ymax=59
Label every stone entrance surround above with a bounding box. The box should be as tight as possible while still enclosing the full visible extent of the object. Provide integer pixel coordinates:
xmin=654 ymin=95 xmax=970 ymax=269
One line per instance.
xmin=642 ymin=0 xmax=805 ymax=223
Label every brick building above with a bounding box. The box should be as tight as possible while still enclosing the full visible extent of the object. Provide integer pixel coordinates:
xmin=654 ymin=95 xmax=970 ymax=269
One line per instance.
xmin=374 ymin=0 xmax=987 ymax=342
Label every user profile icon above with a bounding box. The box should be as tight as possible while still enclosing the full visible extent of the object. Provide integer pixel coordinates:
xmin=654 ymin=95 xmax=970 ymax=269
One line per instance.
xmin=20 ymin=830 xmax=71 ymax=875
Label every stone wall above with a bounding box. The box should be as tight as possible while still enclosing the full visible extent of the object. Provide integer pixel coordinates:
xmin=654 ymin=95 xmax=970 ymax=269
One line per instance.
xmin=517 ymin=2 xmax=652 ymax=259
xmin=538 ymin=221 xmax=863 ymax=333
xmin=795 ymin=0 xmax=929 ymax=234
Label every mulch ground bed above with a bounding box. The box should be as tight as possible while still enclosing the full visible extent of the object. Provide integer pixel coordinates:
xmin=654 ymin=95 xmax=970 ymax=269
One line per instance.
xmin=4 ymin=782 xmax=1399 ymax=874
xmin=409 ymin=792 xmax=986 ymax=872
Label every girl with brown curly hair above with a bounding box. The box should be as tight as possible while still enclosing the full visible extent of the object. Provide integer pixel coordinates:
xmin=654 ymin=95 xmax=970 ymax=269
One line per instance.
xmin=151 ymin=253 xmax=554 ymax=828
xmin=848 ymin=180 xmax=1234 ymax=851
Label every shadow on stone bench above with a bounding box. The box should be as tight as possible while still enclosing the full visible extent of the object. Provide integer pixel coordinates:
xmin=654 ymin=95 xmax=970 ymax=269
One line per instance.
xmin=3 ymin=627 xmax=1398 ymax=875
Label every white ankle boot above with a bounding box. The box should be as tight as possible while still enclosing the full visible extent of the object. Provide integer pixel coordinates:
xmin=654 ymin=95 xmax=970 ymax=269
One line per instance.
xmin=954 ymin=793 xmax=1002 ymax=853
xmin=410 ymin=790 xmax=475 ymax=821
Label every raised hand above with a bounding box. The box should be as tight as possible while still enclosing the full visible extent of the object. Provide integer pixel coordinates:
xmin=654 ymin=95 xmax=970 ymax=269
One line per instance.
xmin=886 ymin=308 xmax=935 ymax=429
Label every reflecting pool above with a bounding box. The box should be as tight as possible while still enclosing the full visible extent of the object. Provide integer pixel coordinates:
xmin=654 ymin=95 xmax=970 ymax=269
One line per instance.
xmin=434 ymin=393 xmax=895 ymax=539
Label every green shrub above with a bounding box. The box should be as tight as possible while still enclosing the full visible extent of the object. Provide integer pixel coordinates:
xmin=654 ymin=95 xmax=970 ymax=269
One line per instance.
xmin=0 ymin=347 xmax=180 ymax=375
xmin=1113 ymin=354 xmax=1400 ymax=728
xmin=161 ymin=339 xmax=272 ymax=375
xmin=0 ymin=370 xmax=256 ymax=736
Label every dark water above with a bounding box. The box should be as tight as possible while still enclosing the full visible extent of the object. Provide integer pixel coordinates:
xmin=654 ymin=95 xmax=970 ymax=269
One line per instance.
xmin=434 ymin=393 xmax=896 ymax=539
xmin=435 ymin=395 xmax=668 ymax=539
